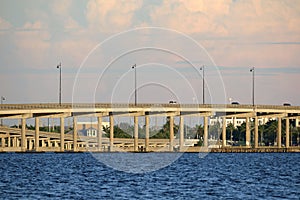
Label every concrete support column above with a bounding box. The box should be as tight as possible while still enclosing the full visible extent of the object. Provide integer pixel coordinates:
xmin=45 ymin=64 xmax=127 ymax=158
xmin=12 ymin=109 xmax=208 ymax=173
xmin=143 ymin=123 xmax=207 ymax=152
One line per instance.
xmin=97 ymin=116 xmax=102 ymax=151
xmin=179 ymin=116 xmax=184 ymax=151
xmin=254 ymin=116 xmax=259 ymax=148
xmin=233 ymin=117 xmax=236 ymax=128
xmin=245 ymin=117 xmax=251 ymax=147
xmin=1 ymin=137 xmax=5 ymax=147
xmin=222 ymin=117 xmax=226 ymax=147
xmin=35 ymin=117 xmax=39 ymax=151
xmin=134 ymin=116 xmax=138 ymax=152
xmin=21 ymin=118 xmax=26 ymax=152
xmin=109 ymin=114 xmax=114 ymax=152
xmin=42 ymin=139 xmax=45 ymax=147
xmin=169 ymin=116 xmax=174 ymax=151
xmin=12 ymin=137 xmax=17 ymax=147
xmin=145 ymin=115 xmax=150 ymax=152
xmin=73 ymin=117 xmax=77 ymax=152
xmin=204 ymin=116 xmax=208 ymax=148
xmin=60 ymin=117 xmax=65 ymax=152
xmin=28 ymin=139 xmax=33 ymax=150
xmin=286 ymin=118 xmax=290 ymax=148
xmin=278 ymin=117 xmax=282 ymax=148
xmin=17 ymin=138 xmax=21 ymax=147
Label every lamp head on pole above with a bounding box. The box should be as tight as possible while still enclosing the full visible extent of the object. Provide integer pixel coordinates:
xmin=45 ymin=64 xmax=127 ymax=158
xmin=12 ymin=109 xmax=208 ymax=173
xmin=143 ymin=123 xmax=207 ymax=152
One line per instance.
xmin=250 ymin=67 xmax=254 ymax=72
xmin=132 ymin=64 xmax=136 ymax=69
xmin=57 ymin=63 xmax=61 ymax=69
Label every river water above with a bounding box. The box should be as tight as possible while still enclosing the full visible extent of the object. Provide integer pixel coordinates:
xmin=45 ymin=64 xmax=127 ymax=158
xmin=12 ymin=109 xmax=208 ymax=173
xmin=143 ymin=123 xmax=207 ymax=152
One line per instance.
xmin=0 ymin=153 xmax=299 ymax=199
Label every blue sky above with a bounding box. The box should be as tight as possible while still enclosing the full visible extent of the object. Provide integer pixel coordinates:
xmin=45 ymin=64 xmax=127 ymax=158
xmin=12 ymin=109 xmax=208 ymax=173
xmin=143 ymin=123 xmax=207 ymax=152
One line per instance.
xmin=0 ymin=0 xmax=300 ymax=105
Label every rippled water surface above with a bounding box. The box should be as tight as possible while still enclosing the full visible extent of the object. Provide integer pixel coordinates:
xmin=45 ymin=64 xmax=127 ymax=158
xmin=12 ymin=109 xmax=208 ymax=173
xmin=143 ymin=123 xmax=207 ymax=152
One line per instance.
xmin=0 ymin=153 xmax=299 ymax=199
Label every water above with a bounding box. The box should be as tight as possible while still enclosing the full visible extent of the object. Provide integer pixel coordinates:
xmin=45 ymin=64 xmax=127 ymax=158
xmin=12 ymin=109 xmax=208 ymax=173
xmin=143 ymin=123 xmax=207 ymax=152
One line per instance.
xmin=0 ymin=153 xmax=299 ymax=199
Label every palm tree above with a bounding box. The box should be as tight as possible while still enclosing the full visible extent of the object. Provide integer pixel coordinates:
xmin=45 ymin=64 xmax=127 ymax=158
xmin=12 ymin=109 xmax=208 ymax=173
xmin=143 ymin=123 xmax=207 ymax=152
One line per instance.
xmin=226 ymin=123 xmax=235 ymax=145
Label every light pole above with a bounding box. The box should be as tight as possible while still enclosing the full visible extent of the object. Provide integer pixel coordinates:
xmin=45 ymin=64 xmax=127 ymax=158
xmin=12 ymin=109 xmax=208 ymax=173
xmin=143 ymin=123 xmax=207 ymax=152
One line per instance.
xmin=57 ymin=63 xmax=62 ymax=105
xmin=200 ymin=65 xmax=205 ymax=104
xmin=132 ymin=64 xmax=137 ymax=106
xmin=1 ymin=96 xmax=5 ymax=126
xmin=250 ymin=67 xmax=255 ymax=106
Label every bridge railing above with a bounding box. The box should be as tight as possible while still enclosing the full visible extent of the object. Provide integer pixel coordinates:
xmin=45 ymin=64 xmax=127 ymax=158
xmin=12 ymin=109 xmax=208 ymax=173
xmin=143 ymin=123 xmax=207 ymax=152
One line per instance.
xmin=0 ymin=103 xmax=300 ymax=111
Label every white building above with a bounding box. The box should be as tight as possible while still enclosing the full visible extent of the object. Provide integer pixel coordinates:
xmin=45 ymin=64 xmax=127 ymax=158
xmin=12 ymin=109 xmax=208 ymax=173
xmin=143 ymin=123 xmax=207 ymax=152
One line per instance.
xmin=210 ymin=117 xmax=273 ymax=128
xmin=77 ymin=121 xmax=110 ymax=137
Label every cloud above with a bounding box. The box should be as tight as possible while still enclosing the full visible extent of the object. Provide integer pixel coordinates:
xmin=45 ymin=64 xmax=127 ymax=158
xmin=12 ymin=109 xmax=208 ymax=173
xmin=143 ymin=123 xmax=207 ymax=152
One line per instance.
xmin=14 ymin=21 xmax=51 ymax=68
xmin=51 ymin=0 xmax=72 ymax=16
xmin=86 ymin=0 xmax=143 ymax=32
xmin=146 ymin=0 xmax=300 ymax=42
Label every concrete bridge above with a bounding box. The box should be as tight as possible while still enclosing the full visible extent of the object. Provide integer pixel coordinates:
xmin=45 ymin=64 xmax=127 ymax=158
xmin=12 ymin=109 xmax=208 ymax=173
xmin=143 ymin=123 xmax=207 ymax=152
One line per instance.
xmin=0 ymin=103 xmax=300 ymax=152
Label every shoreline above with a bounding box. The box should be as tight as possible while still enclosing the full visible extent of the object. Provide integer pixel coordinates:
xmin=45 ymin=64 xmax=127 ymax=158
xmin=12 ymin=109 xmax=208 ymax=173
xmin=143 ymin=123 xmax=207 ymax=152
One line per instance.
xmin=1 ymin=147 xmax=300 ymax=153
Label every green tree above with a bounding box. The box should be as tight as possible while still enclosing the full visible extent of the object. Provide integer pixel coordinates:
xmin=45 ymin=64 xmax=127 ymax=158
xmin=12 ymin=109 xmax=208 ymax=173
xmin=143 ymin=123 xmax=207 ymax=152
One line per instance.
xmin=151 ymin=117 xmax=178 ymax=139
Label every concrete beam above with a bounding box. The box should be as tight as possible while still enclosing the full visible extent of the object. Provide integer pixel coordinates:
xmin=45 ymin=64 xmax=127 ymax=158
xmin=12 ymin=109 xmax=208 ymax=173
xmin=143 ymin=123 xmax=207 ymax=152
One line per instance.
xmin=0 ymin=113 xmax=33 ymax=119
xmin=180 ymin=111 xmax=213 ymax=117
xmin=257 ymin=113 xmax=287 ymax=119
xmin=224 ymin=112 xmax=255 ymax=118
xmin=34 ymin=112 xmax=71 ymax=118
xmin=109 ymin=111 xmax=145 ymax=117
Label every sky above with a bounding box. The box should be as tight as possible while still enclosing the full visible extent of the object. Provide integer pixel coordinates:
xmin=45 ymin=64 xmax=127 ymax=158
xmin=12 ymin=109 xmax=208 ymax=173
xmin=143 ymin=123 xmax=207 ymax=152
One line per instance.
xmin=0 ymin=0 xmax=300 ymax=106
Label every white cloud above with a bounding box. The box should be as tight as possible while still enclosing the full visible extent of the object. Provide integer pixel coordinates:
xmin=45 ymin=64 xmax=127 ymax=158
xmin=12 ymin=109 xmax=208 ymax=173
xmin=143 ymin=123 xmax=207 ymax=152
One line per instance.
xmin=86 ymin=0 xmax=143 ymax=32
xmin=14 ymin=21 xmax=51 ymax=68
xmin=51 ymin=0 xmax=72 ymax=16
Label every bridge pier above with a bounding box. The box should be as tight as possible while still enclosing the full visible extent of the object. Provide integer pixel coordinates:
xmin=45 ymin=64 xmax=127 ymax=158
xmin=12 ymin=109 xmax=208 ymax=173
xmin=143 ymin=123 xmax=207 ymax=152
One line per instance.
xmin=169 ymin=116 xmax=174 ymax=151
xmin=35 ymin=117 xmax=39 ymax=151
xmin=145 ymin=114 xmax=150 ymax=152
xmin=246 ymin=117 xmax=250 ymax=147
xmin=286 ymin=119 xmax=289 ymax=148
xmin=12 ymin=137 xmax=17 ymax=148
xmin=222 ymin=117 xmax=226 ymax=147
xmin=28 ymin=138 xmax=33 ymax=150
xmin=41 ymin=139 xmax=44 ymax=148
xmin=134 ymin=116 xmax=138 ymax=152
xmin=60 ymin=117 xmax=65 ymax=152
xmin=21 ymin=118 xmax=26 ymax=152
xmin=109 ymin=114 xmax=114 ymax=152
xmin=254 ymin=116 xmax=258 ymax=148
xmin=179 ymin=116 xmax=184 ymax=151
xmin=73 ymin=116 xmax=77 ymax=152
xmin=277 ymin=117 xmax=282 ymax=147
xmin=204 ymin=116 xmax=208 ymax=148
xmin=97 ymin=116 xmax=102 ymax=151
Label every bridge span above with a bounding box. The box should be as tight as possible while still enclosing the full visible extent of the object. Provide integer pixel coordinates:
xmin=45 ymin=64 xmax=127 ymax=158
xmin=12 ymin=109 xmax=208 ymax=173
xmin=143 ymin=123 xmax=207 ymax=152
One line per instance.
xmin=0 ymin=103 xmax=300 ymax=152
